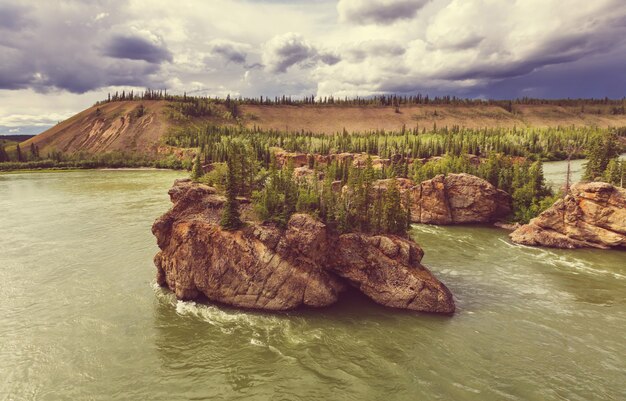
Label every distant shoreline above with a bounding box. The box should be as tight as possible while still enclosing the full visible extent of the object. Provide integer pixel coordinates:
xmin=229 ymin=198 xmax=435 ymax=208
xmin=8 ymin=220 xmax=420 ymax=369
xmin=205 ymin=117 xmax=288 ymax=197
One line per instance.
xmin=0 ymin=167 xmax=180 ymax=174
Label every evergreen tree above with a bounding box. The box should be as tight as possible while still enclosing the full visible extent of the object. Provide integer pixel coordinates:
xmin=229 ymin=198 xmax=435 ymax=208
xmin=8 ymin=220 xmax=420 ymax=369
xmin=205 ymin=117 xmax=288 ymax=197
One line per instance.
xmin=584 ymin=131 xmax=619 ymax=181
xmin=16 ymin=144 xmax=23 ymax=162
xmin=281 ymin=164 xmax=298 ymax=223
xmin=190 ymin=152 xmax=202 ymax=181
xmin=382 ymin=179 xmax=408 ymax=235
xmin=0 ymin=143 xmax=8 ymax=162
xmin=30 ymin=143 xmax=38 ymax=160
xmin=220 ymin=160 xmax=242 ymax=230
xmin=603 ymin=159 xmax=624 ymax=187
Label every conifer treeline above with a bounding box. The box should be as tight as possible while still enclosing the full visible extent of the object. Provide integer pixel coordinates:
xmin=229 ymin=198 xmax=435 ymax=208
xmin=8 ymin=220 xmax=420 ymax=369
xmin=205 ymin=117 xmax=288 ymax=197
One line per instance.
xmin=195 ymin=135 xmax=563 ymax=233
xmin=249 ymin=156 xmax=411 ymax=235
xmin=95 ymin=90 xmax=626 ymax=110
xmin=167 ymin=124 xmax=623 ymax=163
xmin=189 ymin=126 xmax=625 ymax=229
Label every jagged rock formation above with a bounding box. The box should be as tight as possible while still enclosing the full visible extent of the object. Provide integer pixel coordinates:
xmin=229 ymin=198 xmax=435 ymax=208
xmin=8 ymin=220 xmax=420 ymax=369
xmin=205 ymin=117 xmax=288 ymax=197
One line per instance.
xmin=374 ymin=173 xmax=512 ymax=224
xmin=152 ymin=179 xmax=455 ymax=313
xmin=510 ymin=182 xmax=626 ymax=249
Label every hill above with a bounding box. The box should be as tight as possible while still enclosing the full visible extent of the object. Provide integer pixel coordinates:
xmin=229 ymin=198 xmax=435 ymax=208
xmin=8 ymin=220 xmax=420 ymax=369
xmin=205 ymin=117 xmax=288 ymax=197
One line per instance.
xmin=22 ymin=98 xmax=626 ymax=157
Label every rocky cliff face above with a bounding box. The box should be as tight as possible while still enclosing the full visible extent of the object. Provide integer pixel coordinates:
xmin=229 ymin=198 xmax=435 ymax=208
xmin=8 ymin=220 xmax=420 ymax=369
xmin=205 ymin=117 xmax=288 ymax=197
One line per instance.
xmin=510 ymin=182 xmax=626 ymax=249
xmin=152 ymin=179 xmax=455 ymax=313
xmin=374 ymin=173 xmax=511 ymax=224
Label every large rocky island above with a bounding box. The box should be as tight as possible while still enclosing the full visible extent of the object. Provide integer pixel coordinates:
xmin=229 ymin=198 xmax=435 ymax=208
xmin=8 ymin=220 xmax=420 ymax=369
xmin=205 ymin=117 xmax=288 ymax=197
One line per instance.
xmin=152 ymin=179 xmax=456 ymax=313
xmin=510 ymin=182 xmax=626 ymax=249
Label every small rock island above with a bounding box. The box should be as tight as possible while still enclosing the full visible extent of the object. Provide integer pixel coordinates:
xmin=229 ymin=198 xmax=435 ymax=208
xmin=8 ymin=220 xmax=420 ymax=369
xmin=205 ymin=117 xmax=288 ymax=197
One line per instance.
xmin=152 ymin=179 xmax=455 ymax=313
xmin=510 ymin=182 xmax=626 ymax=249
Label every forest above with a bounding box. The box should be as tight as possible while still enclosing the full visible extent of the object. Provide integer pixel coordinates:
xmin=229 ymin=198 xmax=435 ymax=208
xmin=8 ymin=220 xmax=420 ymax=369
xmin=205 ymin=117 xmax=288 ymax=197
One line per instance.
xmin=95 ymin=89 xmax=626 ymax=113
xmin=167 ymin=123 xmax=625 ymax=163
xmin=178 ymin=124 xmax=625 ymax=234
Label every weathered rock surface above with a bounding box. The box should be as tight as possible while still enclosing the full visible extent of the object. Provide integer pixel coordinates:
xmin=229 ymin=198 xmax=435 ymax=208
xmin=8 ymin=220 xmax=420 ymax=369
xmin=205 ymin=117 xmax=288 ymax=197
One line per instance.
xmin=374 ymin=173 xmax=512 ymax=224
xmin=331 ymin=234 xmax=454 ymax=313
xmin=152 ymin=180 xmax=455 ymax=313
xmin=510 ymin=182 xmax=626 ymax=249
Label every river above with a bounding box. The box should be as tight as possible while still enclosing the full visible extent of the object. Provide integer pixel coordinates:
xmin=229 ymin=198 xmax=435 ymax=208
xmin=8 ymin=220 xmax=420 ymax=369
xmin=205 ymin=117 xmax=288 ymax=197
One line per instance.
xmin=543 ymin=153 xmax=626 ymax=190
xmin=0 ymin=169 xmax=624 ymax=400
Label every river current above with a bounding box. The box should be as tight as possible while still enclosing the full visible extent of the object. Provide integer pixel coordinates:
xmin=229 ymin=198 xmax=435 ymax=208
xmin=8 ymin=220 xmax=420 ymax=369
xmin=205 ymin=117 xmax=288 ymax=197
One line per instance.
xmin=0 ymin=169 xmax=624 ymax=400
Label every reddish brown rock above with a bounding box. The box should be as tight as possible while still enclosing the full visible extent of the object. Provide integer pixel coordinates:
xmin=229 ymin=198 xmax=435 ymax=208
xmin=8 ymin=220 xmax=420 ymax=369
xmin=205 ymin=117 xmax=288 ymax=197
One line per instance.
xmin=510 ymin=182 xmax=626 ymax=249
xmin=293 ymin=166 xmax=318 ymax=181
xmin=274 ymin=149 xmax=309 ymax=168
xmin=373 ymin=174 xmax=512 ymax=224
xmin=443 ymin=173 xmax=512 ymax=224
xmin=152 ymin=180 xmax=455 ymax=313
xmin=331 ymin=234 xmax=454 ymax=313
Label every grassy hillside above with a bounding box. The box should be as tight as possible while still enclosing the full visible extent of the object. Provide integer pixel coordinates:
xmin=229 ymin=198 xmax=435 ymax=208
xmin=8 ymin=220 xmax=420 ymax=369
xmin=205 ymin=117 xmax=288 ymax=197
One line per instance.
xmin=21 ymin=97 xmax=626 ymax=158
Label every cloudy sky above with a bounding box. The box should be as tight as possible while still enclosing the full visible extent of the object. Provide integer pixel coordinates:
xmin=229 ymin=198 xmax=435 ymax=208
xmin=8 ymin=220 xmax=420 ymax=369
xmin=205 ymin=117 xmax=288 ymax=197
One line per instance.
xmin=1 ymin=0 xmax=625 ymax=136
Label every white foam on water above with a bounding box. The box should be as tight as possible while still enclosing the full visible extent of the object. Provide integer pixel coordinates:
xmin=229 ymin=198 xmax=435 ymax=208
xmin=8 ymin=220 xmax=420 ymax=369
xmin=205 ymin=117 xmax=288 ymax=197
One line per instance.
xmin=499 ymin=239 xmax=626 ymax=280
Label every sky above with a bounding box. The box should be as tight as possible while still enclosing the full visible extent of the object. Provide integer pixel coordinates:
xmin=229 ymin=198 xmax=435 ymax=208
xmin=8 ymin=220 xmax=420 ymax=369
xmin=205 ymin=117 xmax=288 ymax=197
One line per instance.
xmin=1 ymin=0 xmax=625 ymax=136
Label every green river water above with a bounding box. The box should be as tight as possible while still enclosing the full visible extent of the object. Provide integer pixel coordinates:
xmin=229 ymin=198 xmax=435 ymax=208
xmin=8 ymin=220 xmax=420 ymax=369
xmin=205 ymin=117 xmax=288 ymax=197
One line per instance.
xmin=0 ymin=169 xmax=624 ymax=400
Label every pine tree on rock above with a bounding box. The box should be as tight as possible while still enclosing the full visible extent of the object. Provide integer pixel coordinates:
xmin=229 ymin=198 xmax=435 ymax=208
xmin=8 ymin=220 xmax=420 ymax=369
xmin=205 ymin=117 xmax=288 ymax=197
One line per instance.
xmin=220 ymin=160 xmax=242 ymax=231
xmin=191 ymin=152 xmax=202 ymax=181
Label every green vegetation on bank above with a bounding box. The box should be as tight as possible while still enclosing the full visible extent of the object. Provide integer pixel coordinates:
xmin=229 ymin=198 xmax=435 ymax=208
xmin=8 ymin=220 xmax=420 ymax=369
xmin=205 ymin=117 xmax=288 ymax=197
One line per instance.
xmin=173 ymin=125 xmax=624 ymax=227
xmin=0 ymin=150 xmax=190 ymax=171
xmin=166 ymin=124 xmax=625 ymax=162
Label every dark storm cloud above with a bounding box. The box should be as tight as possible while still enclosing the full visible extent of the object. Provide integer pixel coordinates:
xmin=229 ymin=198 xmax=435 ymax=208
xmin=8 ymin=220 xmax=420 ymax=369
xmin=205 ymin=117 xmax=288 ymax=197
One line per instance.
xmin=346 ymin=41 xmax=405 ymax=62
xmin=338 ymin=0 xmax=430 ymax=25
xmin=431 ymin=34 xmax=484 ymax=51
xmin=33 ymin=59 xmax=161 ymax=93
xmin=0 ymin=46 xmax=35 ymax=89
xmin=0 ymin=1 xmax=172 ymax=93
xmin=473 ymin=53 xmax=626 ymax=99
xmin=438 ymin=34 xmax=609 ymax=81
xmin=210 ymin=42 xmax=247 ymax=64
xmin=104 ymin=34 xmax=173 ymax=64
xmin=319 ymin=52 xmax=341 ymax=66
xmin=263 ymin=33 xmax=317 ymax=73
xmin=0 ymin=3 xmax=31 ymax=30
xmin=262 ymin=33 xmax=340 ymax=73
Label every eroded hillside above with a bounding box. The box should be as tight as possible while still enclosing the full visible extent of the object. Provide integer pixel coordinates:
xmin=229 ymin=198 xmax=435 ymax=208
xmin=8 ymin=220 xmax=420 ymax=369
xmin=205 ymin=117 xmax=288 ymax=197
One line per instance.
xmin=23 ymin=100 xmax=626 ymax=157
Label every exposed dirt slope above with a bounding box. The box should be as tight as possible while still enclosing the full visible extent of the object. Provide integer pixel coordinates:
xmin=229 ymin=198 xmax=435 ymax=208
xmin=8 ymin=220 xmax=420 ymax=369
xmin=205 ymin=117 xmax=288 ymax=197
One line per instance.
xmin=239 ymin=104 xmax=626 ymax=132
xmin=23 ymin=101 xmax=626 ymax=157
xmin=22 ymin=101 xmax=172 ymax=156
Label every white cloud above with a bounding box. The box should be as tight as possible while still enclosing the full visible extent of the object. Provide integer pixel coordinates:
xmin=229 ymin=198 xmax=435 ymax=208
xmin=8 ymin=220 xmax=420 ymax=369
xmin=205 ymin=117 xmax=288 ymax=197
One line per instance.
xmin=94 ymin=12 xmax=109 ymax=21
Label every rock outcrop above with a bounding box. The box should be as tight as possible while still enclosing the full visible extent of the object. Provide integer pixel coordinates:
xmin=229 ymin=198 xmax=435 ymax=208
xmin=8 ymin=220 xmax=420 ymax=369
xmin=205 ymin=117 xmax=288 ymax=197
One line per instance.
xmin=510 ymin=182 xmax=626 ymax=249
xmin=374 ymin=174 xmax=512 ymax=224
xmin=152 ymin=180 xmax=455 ymax=313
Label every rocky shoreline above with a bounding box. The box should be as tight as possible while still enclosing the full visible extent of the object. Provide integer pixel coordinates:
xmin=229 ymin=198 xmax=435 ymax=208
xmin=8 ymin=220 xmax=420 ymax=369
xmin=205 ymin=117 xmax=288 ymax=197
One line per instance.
xmin=152 ymin=179 xmax=455 ymax=313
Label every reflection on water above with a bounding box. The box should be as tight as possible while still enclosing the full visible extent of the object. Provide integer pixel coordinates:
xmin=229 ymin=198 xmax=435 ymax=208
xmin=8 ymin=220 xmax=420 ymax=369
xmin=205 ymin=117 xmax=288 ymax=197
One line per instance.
xmin=1 ymin=169 xmax=625 ymax=400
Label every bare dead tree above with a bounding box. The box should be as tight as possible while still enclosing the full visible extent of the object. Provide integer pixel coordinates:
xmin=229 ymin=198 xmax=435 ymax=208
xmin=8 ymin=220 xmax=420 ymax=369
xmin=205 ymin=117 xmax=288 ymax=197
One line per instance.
xmin=564 ymin=141 xmax=583 ymax=197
